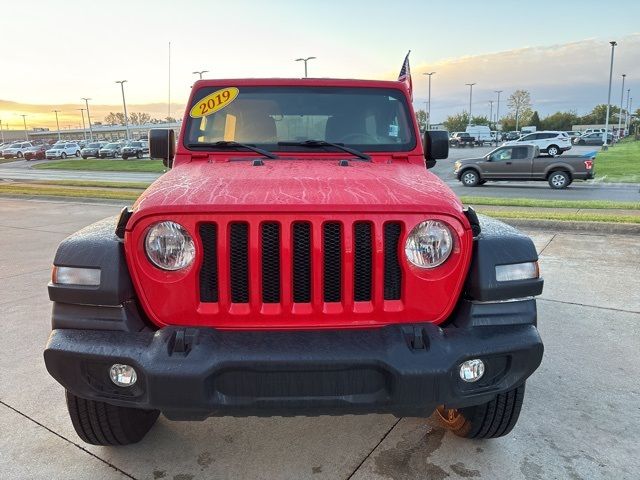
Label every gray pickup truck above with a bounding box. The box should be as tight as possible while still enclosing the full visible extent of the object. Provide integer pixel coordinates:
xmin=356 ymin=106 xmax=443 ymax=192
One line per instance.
xmin=454 ymin=145 xmax=595 ymax=189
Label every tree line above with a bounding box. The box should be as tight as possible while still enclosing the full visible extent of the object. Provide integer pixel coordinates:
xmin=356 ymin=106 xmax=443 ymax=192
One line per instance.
xmin=102 ymin=112 xmax=178 ymax=125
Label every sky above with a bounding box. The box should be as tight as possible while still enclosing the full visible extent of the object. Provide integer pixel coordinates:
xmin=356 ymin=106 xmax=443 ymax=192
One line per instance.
xmin=0 ymin=0 xmax=639 ymax=129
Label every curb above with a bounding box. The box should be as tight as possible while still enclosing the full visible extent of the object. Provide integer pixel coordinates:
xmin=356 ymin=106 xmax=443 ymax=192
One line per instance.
xmin=496 ymin=217 xmax=640 ymax=235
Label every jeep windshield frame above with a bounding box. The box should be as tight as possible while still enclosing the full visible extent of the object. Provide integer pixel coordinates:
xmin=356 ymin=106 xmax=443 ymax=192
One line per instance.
xmin=183 ymin=86 xmax=416 ymax=155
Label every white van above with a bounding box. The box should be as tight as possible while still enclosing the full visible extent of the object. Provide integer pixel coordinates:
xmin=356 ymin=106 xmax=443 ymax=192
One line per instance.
xmin=465 ymin=125 xmax=492 ymax=145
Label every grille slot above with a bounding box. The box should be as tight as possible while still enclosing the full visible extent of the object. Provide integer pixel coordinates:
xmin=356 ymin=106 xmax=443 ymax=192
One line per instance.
xmin=353 ymin=222 xmax=373 ymax=301
xmin=261 ymin=222 xmax=280 ymax=303
xmin=229 ymin=223 xmax=249 ymax=303
xmin=323 ymin=222 xmax=342 ymax=302
xmin=292 ymin=222 xmax=312 ymax=303
xmin=384 ymin=222 xmax=402 ymax=300
xmin=199 ymin=223 xmax=218 ymax=302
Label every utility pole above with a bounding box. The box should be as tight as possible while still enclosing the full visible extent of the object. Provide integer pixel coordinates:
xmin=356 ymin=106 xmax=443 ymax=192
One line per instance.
xmin=53 ymin=110 xmax=61 ymax=141
xmin=603 ymin=41 xmax=617 ymax=149
xmin=295 ymin=57 xmax=316 ymax=78
xmin=489 ymin=101 xmax=494 ymax=128
xmin=617 ymin=74 xmax=626 ymax=140
xmin=192 ymin=70 xmax=209 ymax=80
xmin=465 ymin=83 xmax=476 ymax=125
xmin=82 ymin=98 xmax=93 ymax=141
xmin=20 ymin=115 xmax=28 ymax=140
xmin=495 ymin=90 xmax=502 ymax=144
xmin=0 ymin=120 xmax=4 ymax=143
xmin=422 ymin=72 xmax=435 ymax=130
xmin=625 ymin=88 xmax=631 ymax=132
xmin=78 ymin=109 xmax=87 ymax=140
xmin=115 ymin=80 xmax=130 ymax=140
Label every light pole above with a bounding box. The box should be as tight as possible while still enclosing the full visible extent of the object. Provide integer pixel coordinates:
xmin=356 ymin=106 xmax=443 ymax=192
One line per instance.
xmin=53 ymin=110 xmax=61 ymax=141
xmin=625 ymin=88 xmax=631 ymax=133
xmin=495 ymin=90 xmax=502 ymax=143
xmin=603 ymin=41 xmax=617 ymax=148
xmin=617 ymin=74 xmax=626 ymax=139
xmin=465 ymin=83 xmax=476 ymax=125
xmin=20 ymin=115 xmax=28 ymax=140
xmin=0 ymin=120 xmax=4 ymax=143
xmin=115 ymin=80 xmax=130 ymax=140
xmin=192 ymin=70 xmax=209 ymax=80
xmin=81 ymin=98 xmax=93 ymax=141
xmin=489 ymin=101 xmax=494 ymax=128
xmin=77 ymin=108 xmax=87 ymax=140
xmin=422 ymin=72 xmax=435 ymax=130
xmin=295 ymin=57 xmax=316 ymax=78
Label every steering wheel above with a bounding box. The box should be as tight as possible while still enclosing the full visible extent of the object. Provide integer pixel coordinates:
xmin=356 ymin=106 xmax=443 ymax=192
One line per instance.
xmin=337 ymin=133 xmax=378 ymax=144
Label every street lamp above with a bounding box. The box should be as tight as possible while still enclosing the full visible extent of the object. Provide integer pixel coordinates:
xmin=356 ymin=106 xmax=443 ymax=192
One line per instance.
xmin=192 ymin=70 xmax=209 ymax=80
xmin=617 ymin=74 xmax=626 ymax=139
xmin=81 ymin=98 xmax=93 ymax=141
xmin=465 ymin=83 xmax=476 ymax=125
xmin=53 ymin=110 xmax=61 ymax=141
xmin=603 ymin=41 xmax=617 ymax=149
xmin=625 ymin=88 xmax=631 ymax=133
xmin=0 ymin=120 xmax=4 ymax=143
xmin=20 ymin=114 xmax=28 ymax=140
xmin=115 ymin=80 xmax=130 ymax=140
xmin=77 ymin=108 xmax=87 ymax=141
xmin=422 ymin=72 xmax=435 ymax=130
xmin=489 ymin=100 xmax=494 ymax=128
xmin=295 ymin=57 xmax=316 ymax=78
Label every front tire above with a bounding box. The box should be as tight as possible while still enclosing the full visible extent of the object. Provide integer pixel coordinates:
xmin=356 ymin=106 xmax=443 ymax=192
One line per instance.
xmin=82 ymin=155 xmax=88 ymax=159
xmin=435 ymin=384 xmax=526 ymax=439
xmin=461 ymin=169 xmax=480 ymax=187
xmin=548 ymin=171 xmax=570 ymax=189
xmin=61 ymin=153 xmax=67 ymax=159
xmin=65 ymin=391 xmax=159 ymax=446
xmin=17 ymin=152 xmax=23 ymax=158
xmin=136 ymin=151 xmax=142 ymax=159
xmin=75 ymin=150 xmax=81 ymax=157
xmin=547 ymin=145 xmax=559 ymax=157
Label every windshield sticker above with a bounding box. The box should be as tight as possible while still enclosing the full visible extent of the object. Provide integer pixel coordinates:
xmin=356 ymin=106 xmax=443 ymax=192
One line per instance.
xmin=189 ymin=87 xmax=239 ymax=118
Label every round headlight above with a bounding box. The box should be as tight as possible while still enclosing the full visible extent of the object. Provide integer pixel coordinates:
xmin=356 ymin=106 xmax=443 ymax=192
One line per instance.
xmin=145 ymin=221 xmax=195 ymax=271
xmin=405 ymin=220 xmax=453 ymax=268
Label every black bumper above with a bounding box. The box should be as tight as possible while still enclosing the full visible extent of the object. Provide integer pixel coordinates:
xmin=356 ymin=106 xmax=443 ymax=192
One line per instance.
xmin=44 ymin=320 xmax=543 ymax=420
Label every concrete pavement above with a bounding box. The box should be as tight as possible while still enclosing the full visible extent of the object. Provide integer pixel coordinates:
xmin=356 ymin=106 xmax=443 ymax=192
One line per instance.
xmin=0 ymin=197 xmax=639 ymax=479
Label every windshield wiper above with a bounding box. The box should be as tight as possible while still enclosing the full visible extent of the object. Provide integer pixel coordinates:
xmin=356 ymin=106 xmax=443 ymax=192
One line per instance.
xmin=277 ymin=140 xmax=371 ymax=161
xmin=187 ymin=141 xmax=278 ymax=159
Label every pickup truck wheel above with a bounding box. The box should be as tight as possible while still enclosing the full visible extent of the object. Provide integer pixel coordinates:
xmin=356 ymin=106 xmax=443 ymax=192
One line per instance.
xmin=548 ymin=171 xmax=570 ymax=189
xmin=136 ymin=151 xmax=142 ymax=159
xmin=547 ymin=145 xmax=559 ymax=156
xmin=65 ymin=391 xmax=159 ymax=446
xmin=461 ymin=170 xmax=480 ymax=187
xmin=435 ymin=384 xmax=526 ymax=439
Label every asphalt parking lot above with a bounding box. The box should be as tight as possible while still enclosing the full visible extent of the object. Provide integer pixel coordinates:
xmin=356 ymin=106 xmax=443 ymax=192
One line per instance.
xmin=0 ymin=197 xmax=639 ymax=480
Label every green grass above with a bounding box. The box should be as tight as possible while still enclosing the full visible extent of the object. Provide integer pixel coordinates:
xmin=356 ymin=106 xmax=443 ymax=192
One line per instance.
xmin=595 ymin=139 xmax=640 ymax=182
xmin=461 ymin=196 xmax=640 ymax=210
xmin=483 ymin=210 xmax=640 ymax=224
xmin=0 ymin=184 xmax=141 ymax=201
xmin=28 ymin=180 xmax=152 ymax=189
xmin=33 ymin=159 xmax=165 ymax=173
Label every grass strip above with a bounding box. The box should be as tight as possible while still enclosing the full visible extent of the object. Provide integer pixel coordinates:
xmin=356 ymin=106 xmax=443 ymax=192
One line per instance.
xmin=0 ymin=184 xmax=141 ymax=201
xmin=26 ymin=180 xmax=152 ymax=189
xmin=461 ymin=196 xmax=640 ymax=210
xmin=33 ymin=159 xmax=165 ymax=173
xmin=594 ymin=140 xmax=640 ymax=183
xmin=481 ymin=209 xmax=640 ymax=224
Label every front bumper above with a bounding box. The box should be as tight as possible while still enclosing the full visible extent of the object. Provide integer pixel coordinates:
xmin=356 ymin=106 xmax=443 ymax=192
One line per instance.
xmin=44 ymin=319 xmax=543 ymax=420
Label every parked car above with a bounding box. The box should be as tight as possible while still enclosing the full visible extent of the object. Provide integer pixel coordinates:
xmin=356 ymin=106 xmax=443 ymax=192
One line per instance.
xmin=121 ymin=140 xmax=149 ymax=159
xmin=454 ymin=144 xmax=595 ymax=189
xmin=449 ymin=132 xmax=475 ymax=147
xmin=81 ymin=142 xmax=107 ymax=159
xmin=574 ymin=132 xmax=613 ymax=146
xmin=565 ymin=131 xmax=582 ymax=139
xmin=465 ymin=125 xmax=492 ymax=145
xmin=503 ymin=131 xmax=571 ymax=156
xmin=24 ymin=145 xmax=48 ymax=161
xmin=45 ymin=143 xmax=81 ymax=159
xmin=99 ymin=143 xmax=122 ymax=158
xmin=503 ymin=131 xmax=520 ymax=141
xmin=2 ymin=141 xmax=34 ymax=158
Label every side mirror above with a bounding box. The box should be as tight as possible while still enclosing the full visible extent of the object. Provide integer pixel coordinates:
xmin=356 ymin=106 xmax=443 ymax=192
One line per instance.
xmin=149 ymin=129 xmax=175 ymax=168
xmin=423 ymin=130 xmax=449 ymax=169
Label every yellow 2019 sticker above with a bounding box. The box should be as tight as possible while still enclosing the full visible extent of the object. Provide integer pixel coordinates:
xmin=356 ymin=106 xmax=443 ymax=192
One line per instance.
xmin=189 ymin=87 xmax=239 ymax=118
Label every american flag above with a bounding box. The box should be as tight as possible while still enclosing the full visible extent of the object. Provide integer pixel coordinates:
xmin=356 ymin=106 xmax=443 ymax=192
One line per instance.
xmin=398 ymin=50 xmax=413 ymax=99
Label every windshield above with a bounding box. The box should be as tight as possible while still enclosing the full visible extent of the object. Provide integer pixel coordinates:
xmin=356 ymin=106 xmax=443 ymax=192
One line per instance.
xmin=88 ymin=143 xmax=100 ymax=148
xmin=9 ymin=144 xmax=20 ymax=148
xmin=185 ymin=86 xmax=416 ymax=153
xmin=128 ymin=142 xmax=142 ymax=147
xmin=104 ymin=143 xmax=118 ymax=148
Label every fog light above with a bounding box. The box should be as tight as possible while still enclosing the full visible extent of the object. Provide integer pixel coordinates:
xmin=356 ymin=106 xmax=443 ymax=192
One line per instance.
xmin=109 ymin=364 xmax=137 ymax=387
xmin=459 ymin=359 xmax=485 ymax=383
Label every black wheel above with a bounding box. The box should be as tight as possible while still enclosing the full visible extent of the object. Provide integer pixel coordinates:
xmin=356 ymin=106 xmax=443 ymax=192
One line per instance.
xmin=460 ymin=169 xmax=480 ymax=187
xmin=122 ymin=155 xmax=128 ymax=160
xmin=82 ymin=155 xmax=88 ymax=159
xmin=546 ymin=145 xmax=560 ymax=157
xmin=435 ymin=384 xmax=526 ymax=439
xmin=136 ymin=151 xmax=142 ymax=159
xmin=577 ymin=139 xmax=585 ymax=145
xmin=75 ymin=150 xmax=81 ymax=157
xmin=61 ymin=153 xmax=67 ymax=159
xmin=548 ymin=171 xmax=570 ymax=189
xmin=65 ymin=391 xmax=159 ymax=446
xmin=17 ymin=151 xmax=23 ymax=158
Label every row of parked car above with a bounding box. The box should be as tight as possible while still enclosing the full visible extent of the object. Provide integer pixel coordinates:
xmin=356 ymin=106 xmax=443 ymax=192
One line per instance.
xmin=0 ymin=139 xmax=149 ymax=160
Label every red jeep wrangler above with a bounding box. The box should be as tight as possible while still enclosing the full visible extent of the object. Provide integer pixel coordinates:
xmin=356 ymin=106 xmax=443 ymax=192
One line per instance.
xmin=44 ymin=78 xmax=543 ymax=445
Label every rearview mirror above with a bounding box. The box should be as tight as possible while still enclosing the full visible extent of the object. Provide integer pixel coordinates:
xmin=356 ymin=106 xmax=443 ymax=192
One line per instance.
xmin=149 ymin=129 xmax=175 ymax=168
xmin=423 ymin=130 xmax=449 ymax=169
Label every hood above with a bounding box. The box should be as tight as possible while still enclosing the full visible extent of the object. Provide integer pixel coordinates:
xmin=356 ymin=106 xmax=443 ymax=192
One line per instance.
xmin=132 ymin=159 xmax=465 ymax=219
xmin=457 ymin=155 xmax=486 ymax=165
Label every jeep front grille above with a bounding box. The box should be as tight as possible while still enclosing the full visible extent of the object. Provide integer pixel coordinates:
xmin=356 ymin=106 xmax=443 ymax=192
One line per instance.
xmin=198 ymin=219 xmax=403 ymax=311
